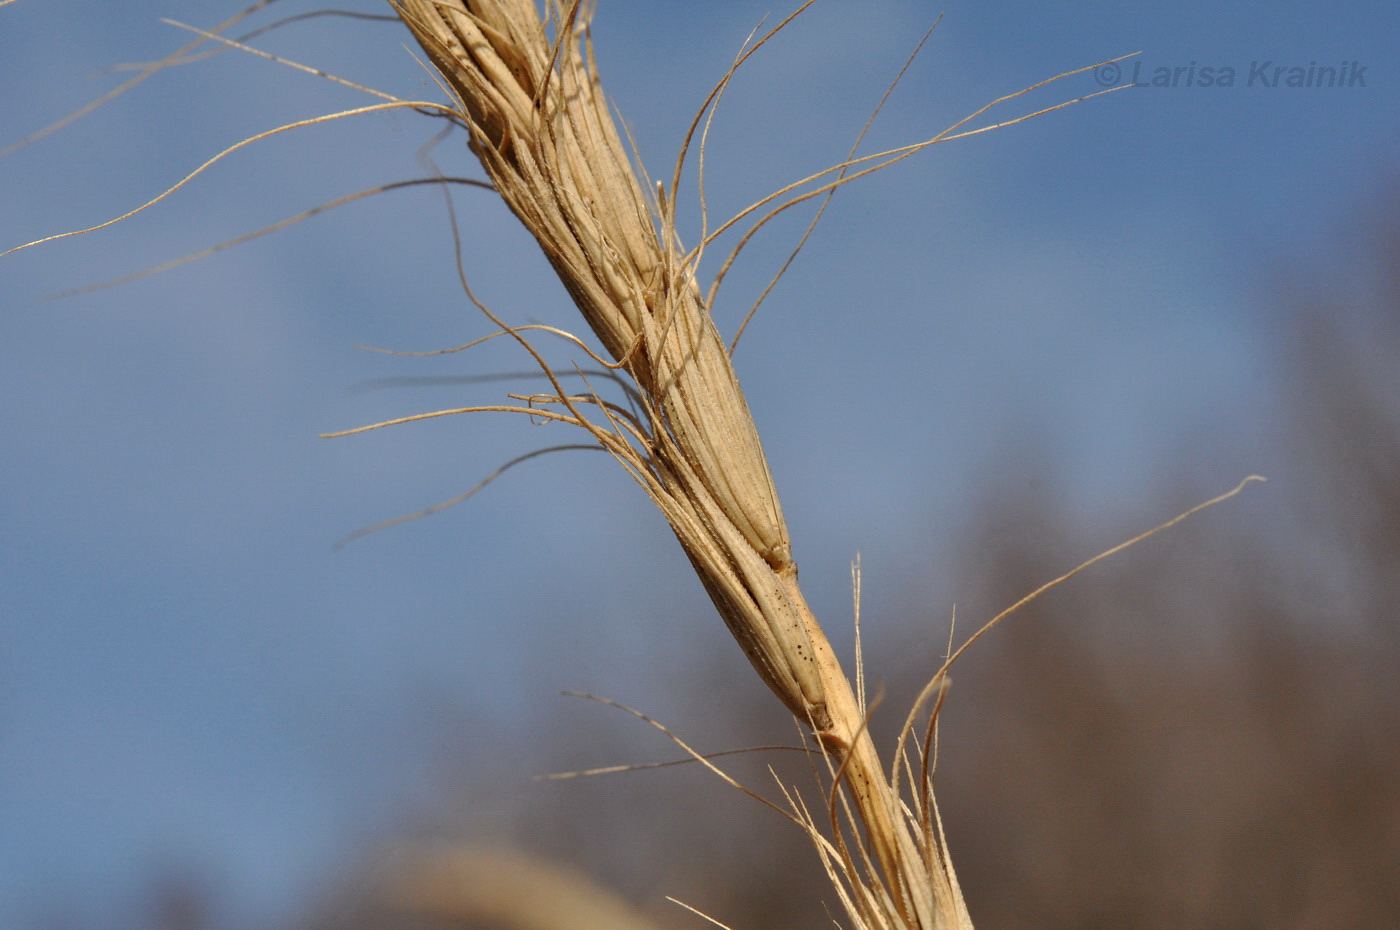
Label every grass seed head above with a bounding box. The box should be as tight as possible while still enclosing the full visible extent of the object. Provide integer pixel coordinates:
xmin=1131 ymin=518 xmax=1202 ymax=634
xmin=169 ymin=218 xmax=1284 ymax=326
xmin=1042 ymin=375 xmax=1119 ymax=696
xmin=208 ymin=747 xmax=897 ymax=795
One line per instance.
xmin=392 ymin=0 xmax=829 ymax=726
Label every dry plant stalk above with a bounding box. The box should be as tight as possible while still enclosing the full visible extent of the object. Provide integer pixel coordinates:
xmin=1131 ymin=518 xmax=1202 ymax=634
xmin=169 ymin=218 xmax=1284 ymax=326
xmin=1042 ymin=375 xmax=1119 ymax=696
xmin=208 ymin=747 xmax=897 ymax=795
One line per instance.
xmin=9 ymin=2 xmax=1237 ymax=927
xmin=389 ymin=1 xmax=963 ymax=925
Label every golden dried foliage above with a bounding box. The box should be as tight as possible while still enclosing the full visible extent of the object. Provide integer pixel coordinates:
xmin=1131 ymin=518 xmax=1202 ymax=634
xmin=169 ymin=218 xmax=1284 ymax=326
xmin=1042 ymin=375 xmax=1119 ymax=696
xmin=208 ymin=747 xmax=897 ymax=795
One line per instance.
xmin=8 ymin=3 xmax=1222 ymax=926
xmin=389 ymin=2 xmax=969 ymax=924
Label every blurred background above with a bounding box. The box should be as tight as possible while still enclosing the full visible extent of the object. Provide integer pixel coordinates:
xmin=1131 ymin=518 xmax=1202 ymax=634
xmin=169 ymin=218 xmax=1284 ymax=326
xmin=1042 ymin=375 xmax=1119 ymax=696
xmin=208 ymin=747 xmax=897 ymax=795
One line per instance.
xmin=2 ymin=1 xmax=1396 ymax=928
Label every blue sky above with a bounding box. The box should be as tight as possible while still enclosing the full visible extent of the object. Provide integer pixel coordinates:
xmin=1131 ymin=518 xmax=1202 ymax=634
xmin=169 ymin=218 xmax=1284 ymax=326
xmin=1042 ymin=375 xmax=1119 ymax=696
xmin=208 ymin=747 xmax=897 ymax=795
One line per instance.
xmin=2 ymin=1 xmax=1395 ymax=927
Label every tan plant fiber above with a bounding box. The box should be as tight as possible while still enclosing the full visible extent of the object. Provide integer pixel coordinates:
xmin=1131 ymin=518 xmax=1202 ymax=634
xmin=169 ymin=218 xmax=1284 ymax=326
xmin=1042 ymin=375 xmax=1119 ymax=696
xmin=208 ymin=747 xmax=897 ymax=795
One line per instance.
xmin=389 ymin=1 xmax=963 ymax=926
xmin=392 ymin=0 xmax=831 ymax=725
xmin=2 ymin=3 xmax=1260 ymax=926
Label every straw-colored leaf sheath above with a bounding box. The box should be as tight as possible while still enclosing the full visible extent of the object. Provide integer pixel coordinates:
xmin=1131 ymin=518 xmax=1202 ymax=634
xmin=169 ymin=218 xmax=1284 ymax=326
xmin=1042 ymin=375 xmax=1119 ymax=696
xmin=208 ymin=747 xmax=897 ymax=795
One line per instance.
xmin=391 ymin=1 xmax=967 ymax=926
